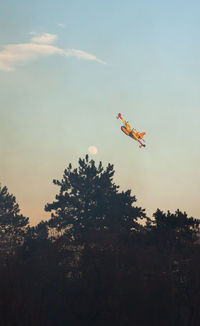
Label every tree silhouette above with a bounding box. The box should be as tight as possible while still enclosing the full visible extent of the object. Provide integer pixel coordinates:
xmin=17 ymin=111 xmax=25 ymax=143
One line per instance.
xmin=0 ymin=184 xmax=29 ymax=258
xmin=45 ymin=155 xmax=146 ymax=241
xmin=150 ymin=209 xmax=199 ymax=252
xmin=0 ymin=160 xmax=200 ymax=325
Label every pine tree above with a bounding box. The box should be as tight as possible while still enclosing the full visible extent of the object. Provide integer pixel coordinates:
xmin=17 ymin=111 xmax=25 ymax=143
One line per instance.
xmin=45 ymin=155 xmax=145 ymax=240
xmin=0 ymin=184 xmax=29 ymax=257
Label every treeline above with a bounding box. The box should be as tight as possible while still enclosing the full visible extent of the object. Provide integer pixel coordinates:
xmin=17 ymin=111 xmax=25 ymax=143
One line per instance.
xmin=0 ymin=155 xmax=200 ymax=326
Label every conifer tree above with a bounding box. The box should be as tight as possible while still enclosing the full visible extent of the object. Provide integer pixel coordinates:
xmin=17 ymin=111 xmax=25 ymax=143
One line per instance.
xmin=0 ymin=184 xmax=29 ymax=256
xmin=150 ymin=208 xmax=199 ymax=251
xmin=45 ymin=155 xmax=145 ymax=240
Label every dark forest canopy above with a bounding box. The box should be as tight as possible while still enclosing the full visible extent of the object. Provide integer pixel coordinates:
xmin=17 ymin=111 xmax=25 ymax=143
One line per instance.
xmin=0 ymin=156 xmax=200 ymax=326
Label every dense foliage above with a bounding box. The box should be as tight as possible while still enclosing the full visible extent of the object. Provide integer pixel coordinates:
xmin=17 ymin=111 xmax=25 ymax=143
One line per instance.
xmin=0 ymin=184 xmax=29 ymax=259
xmin=0 ymin=157 xmax=200 ymax=326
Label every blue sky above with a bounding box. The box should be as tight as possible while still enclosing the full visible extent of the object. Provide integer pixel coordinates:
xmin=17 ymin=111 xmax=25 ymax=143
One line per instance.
xmin=1 ymin=0 xmax=200 ymax=224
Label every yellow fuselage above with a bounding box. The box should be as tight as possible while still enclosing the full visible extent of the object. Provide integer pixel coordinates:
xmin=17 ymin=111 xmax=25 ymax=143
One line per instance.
xmin=121 ymin=126 xmax=139 ymax=141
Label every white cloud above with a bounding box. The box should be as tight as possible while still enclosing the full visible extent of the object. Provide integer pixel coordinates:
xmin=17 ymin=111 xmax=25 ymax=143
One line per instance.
xmin=65 ymin=49 xmax=106 ymax=64
xmin=0 ymin=43 xmax=64 ymax=71
xmin=31 ymin=33 xmax=58 ymax=44
xmin=0 ymin=33 xmax=106 ymax=71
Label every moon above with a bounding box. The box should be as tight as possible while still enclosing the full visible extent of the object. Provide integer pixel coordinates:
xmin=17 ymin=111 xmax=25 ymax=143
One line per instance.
xmin=88 ymin=146 xmax=98 ymax=155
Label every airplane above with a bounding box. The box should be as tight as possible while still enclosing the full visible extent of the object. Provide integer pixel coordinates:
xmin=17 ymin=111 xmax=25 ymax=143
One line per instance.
xmin=116 ymin=113 xmax=146 ymax=148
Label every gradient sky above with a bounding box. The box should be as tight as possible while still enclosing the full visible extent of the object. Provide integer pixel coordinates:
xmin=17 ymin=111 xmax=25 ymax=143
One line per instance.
xmin=1 ymin=0 xmax=200 ymax=224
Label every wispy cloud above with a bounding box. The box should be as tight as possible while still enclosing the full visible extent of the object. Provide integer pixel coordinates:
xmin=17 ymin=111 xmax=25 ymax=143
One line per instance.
xmin=65 ymin=49 xmax=106 ymax=65
xmin=57 ymin=23 xmax=67 ymax=29
xmin=0 ymin=33 xmax=106 ymax=71
xmin=31 ymin=33 xmax=58 ymax=44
